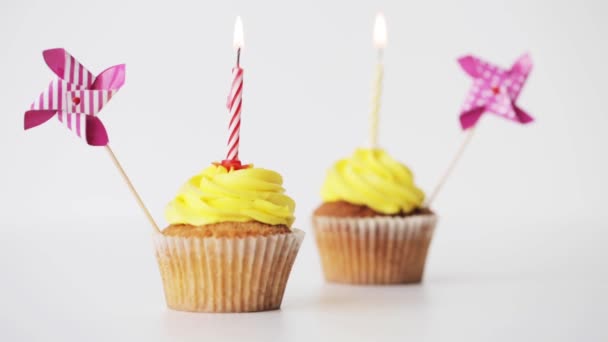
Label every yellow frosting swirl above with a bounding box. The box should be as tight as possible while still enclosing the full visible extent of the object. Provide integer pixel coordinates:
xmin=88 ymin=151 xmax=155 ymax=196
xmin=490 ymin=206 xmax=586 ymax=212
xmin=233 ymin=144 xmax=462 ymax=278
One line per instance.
xmin=321 ymin=148 xmax=425 ymax=214
xmin=166 ymin=165 xmax=296 ymax=227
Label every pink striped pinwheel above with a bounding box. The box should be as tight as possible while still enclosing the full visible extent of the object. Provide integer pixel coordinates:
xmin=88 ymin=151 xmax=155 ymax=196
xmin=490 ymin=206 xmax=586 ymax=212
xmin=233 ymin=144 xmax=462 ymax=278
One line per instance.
xmin=458 ymin=53 xmax=533 ymax=130
xmin=24 ymin=48 xmax=125 ymax=146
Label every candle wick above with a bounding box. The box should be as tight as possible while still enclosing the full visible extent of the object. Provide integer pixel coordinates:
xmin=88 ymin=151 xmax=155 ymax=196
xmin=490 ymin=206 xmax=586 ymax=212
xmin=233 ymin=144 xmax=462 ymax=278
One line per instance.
xmin=236 ymin=48 xmax=241 ymax=67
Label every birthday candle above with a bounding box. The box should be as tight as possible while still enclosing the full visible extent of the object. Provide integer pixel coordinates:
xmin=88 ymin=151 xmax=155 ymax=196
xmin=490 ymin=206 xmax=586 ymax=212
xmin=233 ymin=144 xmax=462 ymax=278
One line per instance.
xmin=227 ymin=16 xmax=244 ymax=161
xmin=369 ymin=12 xmax=387 ymax=148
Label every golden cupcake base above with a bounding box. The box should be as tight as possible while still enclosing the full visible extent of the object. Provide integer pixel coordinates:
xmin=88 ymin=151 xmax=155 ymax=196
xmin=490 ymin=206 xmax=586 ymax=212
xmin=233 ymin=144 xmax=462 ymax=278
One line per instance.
xmin=313 ymin=215 xmax=437 ymax=284
xmin=153 ymin=229 xmax=304 ymax=312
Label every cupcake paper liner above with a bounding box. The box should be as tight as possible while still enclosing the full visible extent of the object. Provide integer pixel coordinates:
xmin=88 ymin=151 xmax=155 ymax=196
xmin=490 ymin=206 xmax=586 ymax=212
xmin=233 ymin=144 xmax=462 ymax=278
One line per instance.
xmin=313 ymin=215 xmax=437 ymax=285
xmin=153 ymin=229 xmax=305 ymax=312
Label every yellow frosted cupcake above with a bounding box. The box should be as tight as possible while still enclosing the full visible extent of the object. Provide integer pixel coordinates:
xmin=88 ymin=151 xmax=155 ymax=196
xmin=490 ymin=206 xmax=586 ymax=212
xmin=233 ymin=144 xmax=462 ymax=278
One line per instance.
xmin=155 ymin=164 xmax=304 ymax=312
xmin=313 ymin=148 xmax=437 ymax=284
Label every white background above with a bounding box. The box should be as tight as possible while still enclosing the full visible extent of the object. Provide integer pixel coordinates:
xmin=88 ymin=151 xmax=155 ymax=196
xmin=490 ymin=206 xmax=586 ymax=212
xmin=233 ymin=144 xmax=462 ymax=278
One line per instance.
xmin=1 ymin=0 xmax=607 ymax=341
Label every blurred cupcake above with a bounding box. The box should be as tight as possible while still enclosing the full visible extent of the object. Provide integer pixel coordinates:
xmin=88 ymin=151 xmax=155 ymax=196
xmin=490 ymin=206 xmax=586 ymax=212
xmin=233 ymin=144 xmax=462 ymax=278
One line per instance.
xmin=313 ymin=148 xmax=436 ymax=284
xmin=155 ymin=164 xmax=304 ymax=312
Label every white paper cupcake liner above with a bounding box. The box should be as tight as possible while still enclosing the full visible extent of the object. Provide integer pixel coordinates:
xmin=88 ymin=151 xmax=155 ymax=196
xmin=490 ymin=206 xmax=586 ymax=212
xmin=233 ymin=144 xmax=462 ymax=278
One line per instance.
xmin=313 ymin=215 xmax=437 ymax=284
xmin=153 ymin=229 xmax=305 ymax=312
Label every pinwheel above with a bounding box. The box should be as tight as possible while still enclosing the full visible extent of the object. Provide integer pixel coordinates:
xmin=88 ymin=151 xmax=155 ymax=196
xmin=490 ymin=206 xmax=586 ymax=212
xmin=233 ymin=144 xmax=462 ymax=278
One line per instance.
xmin=24 ymin=48 xmax=125 ymax=146
xmin=427 ymin=53 xmax=535 ymax=206
xmin=23 ymin=48 xmax=159 ymax=232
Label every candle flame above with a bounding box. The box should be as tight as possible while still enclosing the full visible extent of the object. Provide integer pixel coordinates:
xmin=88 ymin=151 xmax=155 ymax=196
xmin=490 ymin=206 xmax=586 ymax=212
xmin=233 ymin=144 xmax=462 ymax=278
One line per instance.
xmin=373 ymin=12 xmax=387 ymax=49
xmin=233 ymin=16 xmax=244 ymax=50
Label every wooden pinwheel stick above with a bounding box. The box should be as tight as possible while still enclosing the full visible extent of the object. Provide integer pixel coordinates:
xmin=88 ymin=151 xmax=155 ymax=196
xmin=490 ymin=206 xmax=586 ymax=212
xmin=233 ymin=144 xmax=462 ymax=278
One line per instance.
xmin=425 ymin=125 xmax=477 ymax=207
xmin=105 ymin=146 xmax=160 ymax=233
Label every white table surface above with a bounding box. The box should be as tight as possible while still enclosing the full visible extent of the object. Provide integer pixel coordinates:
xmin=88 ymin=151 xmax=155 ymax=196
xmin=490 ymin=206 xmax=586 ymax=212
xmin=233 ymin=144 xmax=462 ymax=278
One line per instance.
xmin=1 ymin=217 xmax=606 ymax=342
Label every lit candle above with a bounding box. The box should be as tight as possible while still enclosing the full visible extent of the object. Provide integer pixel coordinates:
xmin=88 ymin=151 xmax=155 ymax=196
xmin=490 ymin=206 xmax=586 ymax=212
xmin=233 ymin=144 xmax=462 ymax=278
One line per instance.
xmin=369 ymin=12 xmax=387 ymax=148
xmin=226 ymin=16 xmax=244 ymax=163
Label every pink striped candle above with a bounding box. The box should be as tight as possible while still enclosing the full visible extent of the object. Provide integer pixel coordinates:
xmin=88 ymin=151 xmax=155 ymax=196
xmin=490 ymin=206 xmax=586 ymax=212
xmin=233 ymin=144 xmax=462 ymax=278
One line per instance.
xmin=226 ymin=65 xmax=243 ymax=161
xmin=220 ymin=16 xmax=248 ymax=170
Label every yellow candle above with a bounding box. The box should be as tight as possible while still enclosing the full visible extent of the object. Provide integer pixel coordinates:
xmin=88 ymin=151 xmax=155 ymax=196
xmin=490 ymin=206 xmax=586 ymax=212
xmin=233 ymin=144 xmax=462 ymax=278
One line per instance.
xmin=369 ymin=12 xmax=387 ymax=148
xmin=370 ymin=61 xmax=384 ymax=147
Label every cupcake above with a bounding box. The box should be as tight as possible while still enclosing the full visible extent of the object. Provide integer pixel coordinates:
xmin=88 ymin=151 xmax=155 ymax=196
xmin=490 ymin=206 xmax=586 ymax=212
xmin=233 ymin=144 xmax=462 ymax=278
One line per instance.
xmin=154 ymin=164 xmax=305 ymax=312
xmin=313 ymin=148 xmax=437 ymax=284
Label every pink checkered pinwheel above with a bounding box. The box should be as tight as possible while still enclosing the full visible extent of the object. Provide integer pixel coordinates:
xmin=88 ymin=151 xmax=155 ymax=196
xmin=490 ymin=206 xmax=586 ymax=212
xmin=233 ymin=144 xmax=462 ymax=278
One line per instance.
xmin=24 ymin=48 xmax=125 ymax=146
xmin=458 ymin=53 xmax=533 ymax=130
